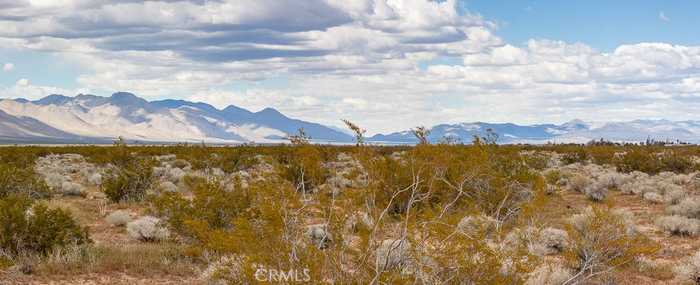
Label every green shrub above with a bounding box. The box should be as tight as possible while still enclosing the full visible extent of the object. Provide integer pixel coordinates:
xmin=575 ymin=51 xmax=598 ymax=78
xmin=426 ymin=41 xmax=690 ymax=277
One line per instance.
xmin=0 ymin=164 xmax=51 ymax=199
xmin=281 ymin=144 xmax=328 ymax=193
xmin=0 ymin=195 xmax=90 ymax=256
xmin=102 ymin=158 xmax=156 ymax=202
xmin=615 ymin=148 xmax=696 ymax=174
xmin=659 ymin=151 xmax=695 ymax=173
xmin=543 ymin=169 xmax=563 ymax=185
xmin=522 ymin=152 xmax=550 ymax=170
xmin=588 ymin=146 xmax=617 ymax=165
xmin=561 ymin=148 xmax=589 ymax=165
xmin=150 ymin=176 xmax=252 ymax=237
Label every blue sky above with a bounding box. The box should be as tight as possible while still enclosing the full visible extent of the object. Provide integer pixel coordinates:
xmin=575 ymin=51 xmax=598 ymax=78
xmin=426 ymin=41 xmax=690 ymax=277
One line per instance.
xmin=1 ymin=0 xmax=699 ymax=133
xmin=464 ymin=0 xmax=700 ymax=50
xmin=0 ymin=49 xmax=83 ymax=88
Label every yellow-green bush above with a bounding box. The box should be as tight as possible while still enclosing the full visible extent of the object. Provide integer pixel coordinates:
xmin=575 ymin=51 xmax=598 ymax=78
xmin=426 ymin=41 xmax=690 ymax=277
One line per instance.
xmin=0 ymin=195 xmax=90 ymax=256
xmin=1 ymin=142 xmax=684 ymax=283
xmin=102 ymin=158 xmax=156 ymax=202
xmin=614 ymin=148 xmax=696 ymax=174
xmin=564 ymin=206 xmax=658 ymax=283
xmin=150 ymin=176 xmax=252 ymax=237
xmin=0 ymin=164 xmax=51 ymax=199
xmin=561 ymin=148 xmax=589 ymax=165
xmin=279 ymin=144 xmax=329 ymax=192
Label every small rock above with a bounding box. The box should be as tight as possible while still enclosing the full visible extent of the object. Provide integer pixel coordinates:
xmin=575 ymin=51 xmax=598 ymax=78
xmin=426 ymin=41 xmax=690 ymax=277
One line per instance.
xmin=306 ymin=224 xmax=333 ymax=249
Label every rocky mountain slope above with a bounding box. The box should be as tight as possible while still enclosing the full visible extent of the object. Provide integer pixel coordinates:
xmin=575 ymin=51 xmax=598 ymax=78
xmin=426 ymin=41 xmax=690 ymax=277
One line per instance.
xmin=0 ymin=92 xmax=352 ymax=144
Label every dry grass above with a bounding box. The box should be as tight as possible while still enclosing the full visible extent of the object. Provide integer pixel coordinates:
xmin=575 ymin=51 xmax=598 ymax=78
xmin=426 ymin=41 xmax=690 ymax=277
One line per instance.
xmin=35 ymin=243 xmax=196 ymax=277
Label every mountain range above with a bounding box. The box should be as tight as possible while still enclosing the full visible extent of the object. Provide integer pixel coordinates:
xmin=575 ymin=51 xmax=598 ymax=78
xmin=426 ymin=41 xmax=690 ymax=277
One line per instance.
xmin=370 ymin=119 xmax=700 ymax=144
xmin=0 ymin=92 xmax=351 ymax=144
xmin=0 ymin=92 xmax=698 ymax=145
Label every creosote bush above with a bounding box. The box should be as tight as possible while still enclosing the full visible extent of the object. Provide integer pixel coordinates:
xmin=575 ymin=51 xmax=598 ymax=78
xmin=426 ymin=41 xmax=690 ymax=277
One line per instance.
xmin=0 ymin=164 xmax=51 ymax=199
xmin=145 ymin=140 xmax=550 ymax=283
xmin=280 ymin=137 xmax=328 ymax=193
xmin=2 ymin=143 xmax=691 ymax=283
xmin=615 ymin=148 xmax=697 ymax=174
xmin=151 ymin=176 xmax=251 ymax=237
xmin=564 ymin=206 xmax=658 ymax=283
xmin=0 ymin=195 xmax=90 ymax=256
xmin=102 ymin=157 xmax=156 ymax=202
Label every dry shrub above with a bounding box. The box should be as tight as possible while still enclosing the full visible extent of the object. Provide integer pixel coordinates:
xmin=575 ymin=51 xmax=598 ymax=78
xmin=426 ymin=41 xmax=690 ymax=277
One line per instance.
xmin=126 ymin=216 xmax=170 ymax=242
xmin=200 ymin=255 xmax=249 ymax=285
xmin=583 ymin=182 xmax=608 ymax=202
xmin=543 ymin=169 xmax=563 ymax=186
xmin=564 ymin=206 xmax=658 ymax=283
xmin=505 ymin=226 xmax=569 ymax=257
xmin=568 ymin=174 xmax=590 ymax=193
xmin=535 ymin=227 xmax=570 ymax=256
xmin=634 ymin=256 xmax=675 ymax=281
xmin=524 ymin=263 xmax=572 ymax=285
xmin=620 ymin=180 xmax=654 ymax=195
xmin=456 ymin=214 xmax=497 ymax=237
xmin=664 ymin=188 xmax=687 ymax=205
xmin=675 ymin=250 xmax=700 ymax=284
xmin=655 ymin=215 xmax=700 ymax=236
xmin=561 ymin=149 xmax=589 ymax=165
xmin=596 ymin=172 xmax=631 ymax=190
xmin=666 ymin=197 xmax=700 ymax=219
xmin=522 ymin=151 xmax=551 ymax=170
xmin=60 ymin=181 xmax=84 ymax=196
xmin=643 ymin=192 xmax=665 ymax=204
xmin=35 ymin=243 xmax=194 ymax=277
xmin=105 ymin=210 xmax=132 ymax=227
xmin=375 ymin=239 xmax=411 ymax=272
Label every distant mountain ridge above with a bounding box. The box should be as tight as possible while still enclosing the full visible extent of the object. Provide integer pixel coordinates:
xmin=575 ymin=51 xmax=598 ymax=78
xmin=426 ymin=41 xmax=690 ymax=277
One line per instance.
xmin=0 ymin=92 xmax=352 ymax=144
xmin=0 ymin=92 xmax=699 ymax=144
xmin=368 ymin=119 xmax=700 ymax=144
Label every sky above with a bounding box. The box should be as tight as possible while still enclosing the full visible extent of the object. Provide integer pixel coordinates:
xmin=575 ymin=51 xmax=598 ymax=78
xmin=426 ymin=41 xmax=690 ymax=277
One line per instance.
xmin=1 ymin=0 xmax=699 ymax=134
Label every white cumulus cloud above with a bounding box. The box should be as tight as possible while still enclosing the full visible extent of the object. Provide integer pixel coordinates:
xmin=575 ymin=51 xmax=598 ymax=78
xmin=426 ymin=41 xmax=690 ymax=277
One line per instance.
xmin=0 ymin=1 xmax=699 ymax=133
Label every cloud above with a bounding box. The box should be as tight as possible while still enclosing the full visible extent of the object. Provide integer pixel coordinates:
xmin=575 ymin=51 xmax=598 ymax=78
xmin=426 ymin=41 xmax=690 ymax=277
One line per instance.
xmin=0 ymin=78 xmax=89 ymax=101
xmin=2 ymin=63 xmax=13 ymax=72
xmin=0 ymin=1 xmax=699 ymax=133
xmin=659 ymin=11 xmax=670 ymax=22
xmin=16 ymin=78 xmax=29 ymax=86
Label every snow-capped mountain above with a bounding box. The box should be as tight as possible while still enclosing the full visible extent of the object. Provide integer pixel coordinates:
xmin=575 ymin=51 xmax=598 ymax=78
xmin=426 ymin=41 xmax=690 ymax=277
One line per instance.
xmin=369 ymin=119 xmax=700 ymax=144
xmin=0 ymin=92 xmax=352 ymax=144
